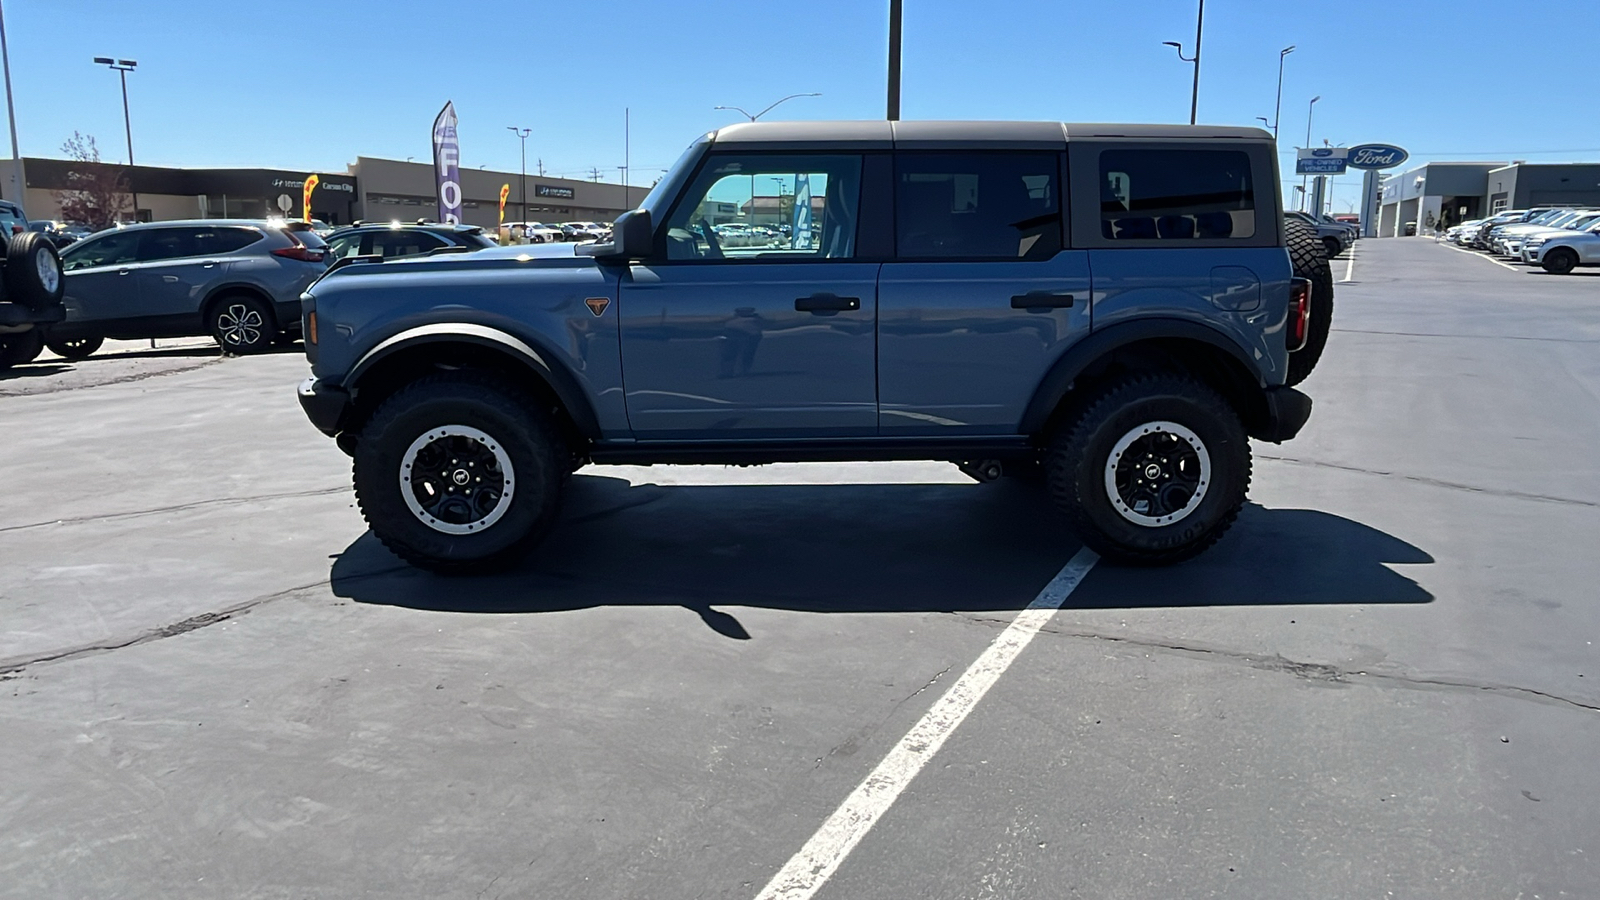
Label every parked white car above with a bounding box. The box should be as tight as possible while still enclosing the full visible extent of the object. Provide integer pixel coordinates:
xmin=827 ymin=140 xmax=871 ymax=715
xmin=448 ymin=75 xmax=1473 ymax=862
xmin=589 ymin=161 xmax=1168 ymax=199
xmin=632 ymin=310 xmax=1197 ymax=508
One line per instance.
xmin=1524 ymin=219 xmax=1600 ymax=273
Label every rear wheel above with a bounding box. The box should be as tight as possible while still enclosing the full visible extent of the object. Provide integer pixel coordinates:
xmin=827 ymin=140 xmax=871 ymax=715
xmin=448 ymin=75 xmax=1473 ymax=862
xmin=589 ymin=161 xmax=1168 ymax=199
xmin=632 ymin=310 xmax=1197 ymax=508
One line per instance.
xmin=45 ymin=334 xmax=103 ymax=360
xmin=4 ymin=232 xmax=65 ymax=310
xmin=1285 ymin=218 xmax=1334 ymax=386
xmin=0 ymin=328 xmax=44 ymax=370
xmin=1542 ymin=248 xmax=1579 ymax=275
xmin=1046 ymin=373 xmax=1250 ymax=565
xmin=352 ymin=371 xmax=565 ymax=573
xmin=208 ymin=294 xmax=278 ymax=354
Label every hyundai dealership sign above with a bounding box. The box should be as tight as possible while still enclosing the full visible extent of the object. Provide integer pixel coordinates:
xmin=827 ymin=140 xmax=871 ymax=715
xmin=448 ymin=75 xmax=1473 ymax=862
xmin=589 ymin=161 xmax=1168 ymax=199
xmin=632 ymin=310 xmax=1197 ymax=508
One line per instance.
xmin=1346 ymin=144 xmax=1409 ymax=170
xmin=1295 ymin=147 xmax=1348 ymax=174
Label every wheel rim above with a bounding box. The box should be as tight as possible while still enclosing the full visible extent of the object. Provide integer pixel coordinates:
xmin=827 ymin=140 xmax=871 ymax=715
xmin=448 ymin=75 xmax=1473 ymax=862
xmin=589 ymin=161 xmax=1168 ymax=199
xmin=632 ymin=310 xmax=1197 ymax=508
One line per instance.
xmin=36 ymin=249 xmax=61 ymax=295
xmin=399 ymin=425 xmax=515 ymax=535
xmin=217 ymin=303 xmax=263 ymax=346
xmin=1104 ymin=420 xmax=1211 ymax=527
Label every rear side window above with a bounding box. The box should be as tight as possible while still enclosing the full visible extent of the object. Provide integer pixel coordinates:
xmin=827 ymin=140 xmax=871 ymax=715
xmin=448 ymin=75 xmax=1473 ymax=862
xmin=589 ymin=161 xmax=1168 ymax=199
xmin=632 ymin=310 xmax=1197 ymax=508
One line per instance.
xmin=894 ymin=153 xmax=1061 ymax=260
xmin=1099 ymin=149 xmax=1255 ymax=240
xmin=137 ymin=228 xmax=201 ymax=262
xmin=193 ymin=228 xmax=263 ymax=255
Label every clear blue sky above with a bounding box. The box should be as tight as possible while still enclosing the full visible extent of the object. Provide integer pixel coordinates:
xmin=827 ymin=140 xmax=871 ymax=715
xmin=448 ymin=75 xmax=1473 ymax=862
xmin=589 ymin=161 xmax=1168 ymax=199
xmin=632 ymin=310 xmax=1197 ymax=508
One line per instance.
xmin=7 ymin=0 xmax=1598 ymax=209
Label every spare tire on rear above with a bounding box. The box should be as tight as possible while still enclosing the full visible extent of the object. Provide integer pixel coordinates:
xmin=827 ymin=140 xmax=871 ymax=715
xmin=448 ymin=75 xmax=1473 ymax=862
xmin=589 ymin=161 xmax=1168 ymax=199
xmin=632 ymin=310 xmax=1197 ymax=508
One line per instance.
xmin=1284 ymin=217 xmax=1333 ymax=386
xmin=5 ymin=232 xmax=65 ymax=311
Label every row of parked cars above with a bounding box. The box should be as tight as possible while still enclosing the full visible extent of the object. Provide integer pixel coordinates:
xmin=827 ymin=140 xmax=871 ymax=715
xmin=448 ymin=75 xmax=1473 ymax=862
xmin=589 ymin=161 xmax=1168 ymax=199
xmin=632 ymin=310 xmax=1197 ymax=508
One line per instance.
xmin=496 ymin=221 xmax=611 ymax=245
xmin=0 ymin=217 xmax=521 ymax=370
xmin=1286 ymin=210 xmax=1358 ymax=260
xmin=1443 ymin=207 xmax=1600 ymax=274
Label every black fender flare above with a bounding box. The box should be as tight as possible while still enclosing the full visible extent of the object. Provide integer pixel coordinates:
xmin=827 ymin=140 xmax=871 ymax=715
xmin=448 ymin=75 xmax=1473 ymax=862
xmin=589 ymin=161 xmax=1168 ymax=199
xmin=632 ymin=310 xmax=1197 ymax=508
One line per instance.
xmin=343 ymin=322 xmax=602 ymax=438
xmin=1019 ymin=317 xmax=1265 ymax=435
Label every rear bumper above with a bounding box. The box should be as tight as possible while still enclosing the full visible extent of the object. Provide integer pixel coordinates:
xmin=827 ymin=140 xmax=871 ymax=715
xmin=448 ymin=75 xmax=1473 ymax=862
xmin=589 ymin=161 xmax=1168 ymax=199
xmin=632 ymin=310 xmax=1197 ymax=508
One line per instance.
xmin=0 ymin=301 xmax=64 ymax=329
xmin=1251 ymin=386 xmax=1313 ymax=444
xmin=297 ymin=377 xmax=350 ymax=436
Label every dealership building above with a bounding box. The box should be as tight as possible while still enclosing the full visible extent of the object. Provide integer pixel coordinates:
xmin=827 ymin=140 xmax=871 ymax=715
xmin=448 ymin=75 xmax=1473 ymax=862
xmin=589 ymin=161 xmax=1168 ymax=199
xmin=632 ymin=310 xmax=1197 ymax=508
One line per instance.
xmin=1377 ymin=161 xmax=1600 ymax=236
xmin=5 ymin=156 xmax=638 ymax=228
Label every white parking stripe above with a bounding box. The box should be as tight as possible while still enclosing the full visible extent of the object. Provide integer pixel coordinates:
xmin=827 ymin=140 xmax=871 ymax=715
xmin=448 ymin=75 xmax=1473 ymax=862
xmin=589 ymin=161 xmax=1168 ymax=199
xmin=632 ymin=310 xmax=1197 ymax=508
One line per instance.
xmin=1342 ymin=242 xmax=1357 ymax=283
xmin=752 ymin=547 xmax=1101 ymax=900
xmin=1441 ymin=242 xmax=1522 ymax=271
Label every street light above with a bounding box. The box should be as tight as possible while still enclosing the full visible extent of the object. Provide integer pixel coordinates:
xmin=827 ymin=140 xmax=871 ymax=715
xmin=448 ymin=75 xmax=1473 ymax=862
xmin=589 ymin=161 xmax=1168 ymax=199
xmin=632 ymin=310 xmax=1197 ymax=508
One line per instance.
xmin=1301 ymin=95 xmax=1321 ymax=211
xmin=1272 ymin=45 xmax=1295 ymax=141
xmin=93 ymin=56 xmax=138 ymax=221
xmin=715 ymin=93 xmax=820 ymax=220
xmin=1161 ymin=0 xmax=1204 ymax=125
xmin=0 ymin=1 xmax=25 ymax=216
xmin=1255 ymin=116 xmax=1271 ymax=129
xmin=506 ymin=126 xmax=529 ymax=223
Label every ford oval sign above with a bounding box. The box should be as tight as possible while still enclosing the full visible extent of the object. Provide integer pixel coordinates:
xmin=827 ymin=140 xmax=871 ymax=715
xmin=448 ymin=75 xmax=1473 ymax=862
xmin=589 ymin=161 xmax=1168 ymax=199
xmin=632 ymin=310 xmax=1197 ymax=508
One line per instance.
xmin=1347 ymin=144 xmax=1409 ymax=170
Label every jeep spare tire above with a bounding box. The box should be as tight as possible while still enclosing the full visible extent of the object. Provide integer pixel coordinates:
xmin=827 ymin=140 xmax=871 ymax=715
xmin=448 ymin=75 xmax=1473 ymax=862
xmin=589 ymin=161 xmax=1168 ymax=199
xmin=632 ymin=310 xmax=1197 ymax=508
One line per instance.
xmin=1284 ymin=217 xmax=1334 ymax=386
xmin=5 ymin=232 xmax=65 ymax=311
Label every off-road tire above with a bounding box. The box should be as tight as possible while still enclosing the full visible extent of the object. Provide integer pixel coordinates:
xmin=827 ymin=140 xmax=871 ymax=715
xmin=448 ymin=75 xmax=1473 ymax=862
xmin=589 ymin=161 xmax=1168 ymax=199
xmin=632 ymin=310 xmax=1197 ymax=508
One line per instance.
xmin=0 ymin=328 xmax=44 ymax=370
xmin=353 ymin=371 xmax=564 ymax=573
xmin=1285 ymin=217 xmax=1334 ymax=386
xmin=207 ymin=293 xmax=278 ymax=354
xmin=1542 ymin=248 xmax=1578 ymax=275
xmin=4 ymin=232 xmax=65 ymax=310
xmin=1046 ymin=373 xmax=1251 ymax=565
xmin=46 ymin=334 xmax=103 ymax=360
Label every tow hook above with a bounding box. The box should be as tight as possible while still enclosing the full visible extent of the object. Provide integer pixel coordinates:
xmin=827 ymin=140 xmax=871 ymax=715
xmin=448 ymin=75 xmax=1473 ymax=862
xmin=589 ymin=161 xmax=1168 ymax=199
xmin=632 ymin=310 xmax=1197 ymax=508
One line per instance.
xmin=957 ymin=459 xmax=1005 ymax=482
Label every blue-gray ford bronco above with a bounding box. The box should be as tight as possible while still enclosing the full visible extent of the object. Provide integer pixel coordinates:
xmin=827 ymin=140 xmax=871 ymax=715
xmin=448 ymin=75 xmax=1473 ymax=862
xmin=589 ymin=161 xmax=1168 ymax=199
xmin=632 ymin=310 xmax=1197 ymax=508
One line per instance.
xmin=297 ymin=121 xmax=1328 ymax=572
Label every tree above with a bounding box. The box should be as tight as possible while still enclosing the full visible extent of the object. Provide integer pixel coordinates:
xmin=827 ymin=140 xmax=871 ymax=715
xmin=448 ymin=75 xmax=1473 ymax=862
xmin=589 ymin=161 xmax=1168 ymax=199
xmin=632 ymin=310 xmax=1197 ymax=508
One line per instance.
xmin=52 ymin=133 xmax=130 ymax=230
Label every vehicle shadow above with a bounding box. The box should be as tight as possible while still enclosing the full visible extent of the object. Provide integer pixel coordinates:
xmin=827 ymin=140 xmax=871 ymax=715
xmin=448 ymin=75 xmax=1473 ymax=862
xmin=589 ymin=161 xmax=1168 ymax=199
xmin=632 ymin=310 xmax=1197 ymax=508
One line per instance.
xmin=0 ymin=363 xmax=70 ymax=382
xmin=330 ymin=474 xmax=1433 ymax=636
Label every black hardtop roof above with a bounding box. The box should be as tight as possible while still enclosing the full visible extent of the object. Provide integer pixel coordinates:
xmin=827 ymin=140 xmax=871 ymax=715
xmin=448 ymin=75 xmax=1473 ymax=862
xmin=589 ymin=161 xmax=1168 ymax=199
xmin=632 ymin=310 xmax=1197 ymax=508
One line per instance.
xmin=708 ymin=120 xmax=1271 ymax=150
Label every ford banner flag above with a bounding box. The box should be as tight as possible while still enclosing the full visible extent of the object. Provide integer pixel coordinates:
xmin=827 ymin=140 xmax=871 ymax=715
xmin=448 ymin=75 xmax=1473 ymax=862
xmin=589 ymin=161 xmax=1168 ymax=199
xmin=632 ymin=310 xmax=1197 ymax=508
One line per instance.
xmin=432 ymin=102 xmax=463 ymax=225
xmin=791 ymin=174 xmax=813 ymax=250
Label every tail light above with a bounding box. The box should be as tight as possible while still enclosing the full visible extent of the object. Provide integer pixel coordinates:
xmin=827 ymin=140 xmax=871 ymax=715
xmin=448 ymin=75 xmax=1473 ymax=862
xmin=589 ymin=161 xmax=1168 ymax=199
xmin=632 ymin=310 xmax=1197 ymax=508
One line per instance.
xmin=1287 ymin=277 xmax=1312 ymax=352
xmin=272 ymin=245 xmax=326 ymax=262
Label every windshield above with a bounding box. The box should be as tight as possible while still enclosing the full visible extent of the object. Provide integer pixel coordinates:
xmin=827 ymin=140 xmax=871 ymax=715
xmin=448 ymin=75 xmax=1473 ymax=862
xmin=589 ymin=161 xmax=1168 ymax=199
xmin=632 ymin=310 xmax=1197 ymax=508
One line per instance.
xmin=638 ymin=133 xmax=711 ymax=220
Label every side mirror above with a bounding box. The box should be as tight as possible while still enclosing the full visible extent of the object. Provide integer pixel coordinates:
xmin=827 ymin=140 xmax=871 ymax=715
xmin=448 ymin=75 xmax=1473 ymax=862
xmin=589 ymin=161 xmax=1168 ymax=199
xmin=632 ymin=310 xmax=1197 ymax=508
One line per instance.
xmin=591 ymin=209 xmax=652 ymax=260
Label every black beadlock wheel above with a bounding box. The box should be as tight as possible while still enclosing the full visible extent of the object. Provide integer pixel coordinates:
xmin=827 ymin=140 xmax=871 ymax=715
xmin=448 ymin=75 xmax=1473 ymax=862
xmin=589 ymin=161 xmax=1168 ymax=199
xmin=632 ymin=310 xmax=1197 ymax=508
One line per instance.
xmin=1542 ymin=248 xmax=1578 ymax=275
xmin=0 ymin=328 xmax=44 ymax=370
xmin=208 ymin=294 xmax=278 ymax=354
xmin=352 ymin=371 xmax=565 ymax=573
xmin=1047 ymin=373 xmax=1251 ymax=565
xmin=4 ymin=232 xmax=65 ymax=310
xmin=1285 ymin=217 xmax=1334 ymax=386
xmin=45 ymin=334 xmax=103 ymax=360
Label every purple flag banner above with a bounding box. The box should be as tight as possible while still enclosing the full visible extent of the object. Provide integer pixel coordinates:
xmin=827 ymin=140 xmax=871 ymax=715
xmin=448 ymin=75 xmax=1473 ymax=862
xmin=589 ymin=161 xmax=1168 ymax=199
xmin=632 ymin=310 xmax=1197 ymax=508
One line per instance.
xmin=431 ymin=101 xmax=462 ymax=224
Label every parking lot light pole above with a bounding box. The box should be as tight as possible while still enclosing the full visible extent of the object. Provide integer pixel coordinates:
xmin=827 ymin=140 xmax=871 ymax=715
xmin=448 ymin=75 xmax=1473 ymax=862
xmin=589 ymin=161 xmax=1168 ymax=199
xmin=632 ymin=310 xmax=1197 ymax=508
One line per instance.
xmin=506 ymin=127 xmax=529 ymax=223
xmin=1301 ymin=95 xmax=1320 ymax=211
xmin=714 ymin=93 xmax=820 ymax=221
xmin=93 ymin=57 xmax=138 ymax=221
xmin=1272 ymin=45 xmax=1295 ymax=141
xmin=0 ymin=1 xmax=26 ymax=216
xmin=1161 ymin=0 xmax=1204 ymax=125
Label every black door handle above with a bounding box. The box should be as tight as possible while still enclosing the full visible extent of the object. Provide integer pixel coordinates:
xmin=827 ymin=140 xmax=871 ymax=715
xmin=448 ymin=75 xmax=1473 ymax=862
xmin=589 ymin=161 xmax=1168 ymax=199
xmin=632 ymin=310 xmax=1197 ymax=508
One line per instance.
xmin=795 ymin=293 xmax=861 ymax=313
xmin=1011 ymin=290 xmax=1075 ymax=311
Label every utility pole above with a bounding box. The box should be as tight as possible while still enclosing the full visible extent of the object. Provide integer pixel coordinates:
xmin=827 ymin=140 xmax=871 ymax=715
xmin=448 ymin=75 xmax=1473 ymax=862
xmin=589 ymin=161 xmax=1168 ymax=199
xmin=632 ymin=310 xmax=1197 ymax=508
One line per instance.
xmin=590 ymin=167 xmax=601 ymax=182
xmin=887 ymin=0 xmax=902 ymax=120
xmin=537 ymin=158 xmax=545 ymax=177
xmin=623 ymin=107 xmax=630 ymax=211
xmin=1300 ymin=95 xmax=1320 ymax=210
xmin=1272 ymin=45 xmax=1295 ymax=141
xmin=93 ymin=57 xmax=139 ymax=220
xmin=506 ymin=126 xmax=529 ymax=222
xmin=1161 ymin=0 xmax=1204 ymax=125
xmin=0 ymin=0 xmax=25 ymax=215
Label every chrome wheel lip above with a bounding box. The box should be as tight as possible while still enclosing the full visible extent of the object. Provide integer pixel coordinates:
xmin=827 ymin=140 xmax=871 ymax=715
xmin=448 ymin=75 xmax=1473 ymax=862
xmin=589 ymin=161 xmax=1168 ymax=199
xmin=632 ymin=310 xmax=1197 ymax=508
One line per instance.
xmin=399 ymin=425 xmax=515 ymax=536
xmin=1104 ymin=420 xmax=1211 ymax=527
xmin=217 ymin=303 xmax=263 ymax=347
xmin=37 ymin=248 xmax=61 ymax=295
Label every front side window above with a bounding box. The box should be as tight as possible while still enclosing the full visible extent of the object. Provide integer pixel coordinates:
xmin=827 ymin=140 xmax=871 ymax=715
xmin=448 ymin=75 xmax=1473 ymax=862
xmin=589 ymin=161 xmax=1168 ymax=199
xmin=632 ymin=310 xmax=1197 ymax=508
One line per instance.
xmin=62 ymin=230 xmax=142 ymax=271
xmin=663 ymin=153 xmax=862 ymax=261
xmin=895 ymin=152 xmax=1061 ymax=260
xmin=1099 ymin=148 xmax=1255 ymax=240
xmin=326 ymin=233 xmax=363 ymax=260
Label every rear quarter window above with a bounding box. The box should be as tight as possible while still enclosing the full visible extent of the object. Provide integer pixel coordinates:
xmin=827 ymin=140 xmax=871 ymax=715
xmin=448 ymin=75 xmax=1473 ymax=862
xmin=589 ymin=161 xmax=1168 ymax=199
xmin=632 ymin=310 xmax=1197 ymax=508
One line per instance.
xmin=1097 ymin=148 xmax=1256 ymax=241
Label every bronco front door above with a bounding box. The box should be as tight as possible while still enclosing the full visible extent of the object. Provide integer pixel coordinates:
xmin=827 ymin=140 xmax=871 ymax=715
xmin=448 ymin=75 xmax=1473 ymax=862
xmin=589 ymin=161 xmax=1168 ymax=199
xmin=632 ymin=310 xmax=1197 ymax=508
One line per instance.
xmin=618 ymin=151 xmax=877 ymax=439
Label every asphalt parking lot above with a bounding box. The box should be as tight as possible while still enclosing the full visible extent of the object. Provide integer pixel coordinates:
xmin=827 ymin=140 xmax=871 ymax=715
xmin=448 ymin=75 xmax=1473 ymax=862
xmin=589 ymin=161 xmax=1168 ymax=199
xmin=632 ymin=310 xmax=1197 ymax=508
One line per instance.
xmin=3 ymin=236 xmax=1599 ymax=899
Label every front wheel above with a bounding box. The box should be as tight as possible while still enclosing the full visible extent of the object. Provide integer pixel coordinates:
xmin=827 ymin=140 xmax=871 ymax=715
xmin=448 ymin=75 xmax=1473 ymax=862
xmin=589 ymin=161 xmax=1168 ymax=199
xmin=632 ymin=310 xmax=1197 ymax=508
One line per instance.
xmin=208 ymin=294 xmax=277 ymax=354
xmin=1322 ymin=236 xmax=1343 ymax=259
xmin=352 ymin=372 xmax=565 ymax=573
xmin=46 ymin=334 xmax=103 ymax=360
xmin=1046 ymin=373 xmax=1250 ymax=565
xmin=1542 ymin=248 xmax=1578 ymax=275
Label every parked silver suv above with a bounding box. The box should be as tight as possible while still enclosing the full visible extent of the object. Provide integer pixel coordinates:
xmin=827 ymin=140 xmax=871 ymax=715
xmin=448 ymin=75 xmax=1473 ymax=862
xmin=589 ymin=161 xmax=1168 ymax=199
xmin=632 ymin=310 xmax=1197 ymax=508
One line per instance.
xmin=48 ymin=220 xmax=330 ymax=358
